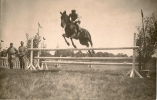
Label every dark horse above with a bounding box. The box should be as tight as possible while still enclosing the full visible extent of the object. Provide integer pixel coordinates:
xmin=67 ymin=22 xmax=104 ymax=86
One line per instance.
xmin=60 ymin=11 xmax=94 ymax=55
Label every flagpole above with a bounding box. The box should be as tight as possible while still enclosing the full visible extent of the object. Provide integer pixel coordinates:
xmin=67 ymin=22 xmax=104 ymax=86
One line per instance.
xmin=141 ymin=9 xmax=146 ymax=69
xmin=36 ymin=23 xmax=43 ymax=69
xmin=0 ymin=40 xmax=4 ymax=52
xmin=37 ymin=24 xmax=40 ymax=69
xmin=0 ymin=41 xmax=1 ymax=52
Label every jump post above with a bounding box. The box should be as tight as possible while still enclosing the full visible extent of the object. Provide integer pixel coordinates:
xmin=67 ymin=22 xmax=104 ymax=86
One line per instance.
xmin=27 ymin=33 xmax=143 ymax=78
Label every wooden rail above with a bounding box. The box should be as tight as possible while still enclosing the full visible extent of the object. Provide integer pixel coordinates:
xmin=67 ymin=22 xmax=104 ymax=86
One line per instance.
xmin=41 ymin=61 xmax=137 ymax=65
xmin=28 ymin=46 xmax=139 ymax=51
xmin=35 ymin=57 xmax=132 ymax=60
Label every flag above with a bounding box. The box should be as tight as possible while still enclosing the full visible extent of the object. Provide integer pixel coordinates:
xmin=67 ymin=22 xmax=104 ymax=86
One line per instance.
xmin=56 ymin=43 xmax=59 ymax=48
xmin=36 ymin=33 xmax=39 ymax=36
xmin=38 ymin=22 xmax=42 ymax=28
xmin=141 ymin=9 xmax=143 ymax=18
xmin=43 ymin=37 xmax=46 ymax=40
xmin=26 ymin=33 xmax=29 ymax=40
xmin=1 ymin=40 xmax=4 ymax=42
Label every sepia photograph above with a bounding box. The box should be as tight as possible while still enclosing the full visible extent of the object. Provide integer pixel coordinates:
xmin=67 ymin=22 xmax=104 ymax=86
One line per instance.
xmin=0 ymin=0 xmax=156 ymax=99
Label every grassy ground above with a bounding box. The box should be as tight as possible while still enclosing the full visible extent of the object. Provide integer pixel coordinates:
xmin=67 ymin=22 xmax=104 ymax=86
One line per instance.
xmin=0 ymin=65 xmax=156 ymax=100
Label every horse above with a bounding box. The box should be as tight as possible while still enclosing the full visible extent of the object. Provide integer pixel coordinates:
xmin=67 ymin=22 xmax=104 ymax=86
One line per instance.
xmin=60 ymin=11 xmax=94 ymax=55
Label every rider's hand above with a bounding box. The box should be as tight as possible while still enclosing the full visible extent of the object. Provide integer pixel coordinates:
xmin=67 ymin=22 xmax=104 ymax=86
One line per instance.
xmin=72 ymin=21 xmax=75 ymax=23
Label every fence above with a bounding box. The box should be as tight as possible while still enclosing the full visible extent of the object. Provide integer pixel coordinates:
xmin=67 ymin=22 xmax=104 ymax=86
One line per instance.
xmin=0 ymin=57 xmax=30 ymax=69
xmin=26 ymin=33 xmax=143 ymax=78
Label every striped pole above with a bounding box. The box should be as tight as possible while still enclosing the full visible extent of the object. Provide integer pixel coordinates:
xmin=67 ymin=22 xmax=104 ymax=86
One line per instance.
xmin=27 ymin=38 xmax=36 ymax=70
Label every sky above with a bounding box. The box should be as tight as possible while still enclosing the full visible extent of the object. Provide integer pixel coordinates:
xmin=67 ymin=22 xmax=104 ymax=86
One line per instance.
xmin=0 ymin=0 xmax=157 ymax=56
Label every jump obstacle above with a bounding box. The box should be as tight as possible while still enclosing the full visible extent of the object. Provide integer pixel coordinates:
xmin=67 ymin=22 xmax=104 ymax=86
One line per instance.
xmin=26 ymin=33 xmax=143 ymax=78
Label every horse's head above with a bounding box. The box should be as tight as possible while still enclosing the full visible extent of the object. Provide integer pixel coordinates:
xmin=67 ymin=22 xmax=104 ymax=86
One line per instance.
xmin=60 ymin=11 xmax=70 ymax=28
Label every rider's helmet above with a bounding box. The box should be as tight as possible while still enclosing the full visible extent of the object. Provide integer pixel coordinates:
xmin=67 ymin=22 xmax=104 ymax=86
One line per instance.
xmin=71 ymin=9 xmax=76 ymax=13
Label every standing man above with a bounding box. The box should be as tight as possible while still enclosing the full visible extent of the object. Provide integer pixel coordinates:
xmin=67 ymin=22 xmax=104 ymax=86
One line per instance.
xmin=18 ymin=41 xmax=26 ymax=69
xmin=6 ymin=43 xmax=18 ymax=69
xmin=1 ymin=49 xmax=7 ymax=68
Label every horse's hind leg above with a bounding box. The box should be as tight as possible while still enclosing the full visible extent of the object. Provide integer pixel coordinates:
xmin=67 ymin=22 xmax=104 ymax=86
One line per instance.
xmin=88 ymin=50 xmax=92 ymax=68
xmin=85 ymin=42 xmax=92 ymax=68
xmin=88 ymin=39 xmax=95 ymax=54
xmin=70 ymin=38 xmax=77 ymax=48
xmin=62 ymin=34 xmax=70 ymax=46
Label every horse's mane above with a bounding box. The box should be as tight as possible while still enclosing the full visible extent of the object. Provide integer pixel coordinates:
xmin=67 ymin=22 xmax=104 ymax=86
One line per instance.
xmin=62 ymin=11 xmax=71 ymax=23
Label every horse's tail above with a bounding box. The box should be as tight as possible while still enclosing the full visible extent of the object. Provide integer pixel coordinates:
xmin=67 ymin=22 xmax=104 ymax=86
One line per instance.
xmin=86 ymin=30 xmax=95 ymax=54
xmin=88 ymin=31 xmax=93 ymax=47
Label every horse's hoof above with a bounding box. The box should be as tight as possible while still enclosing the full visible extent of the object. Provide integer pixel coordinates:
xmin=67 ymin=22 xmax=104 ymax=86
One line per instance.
xmin=92 ymin=50 xmax=95 ymax=54
xmin=74 ymin=45 xmax=77 ymax=48
xmin=67 ymin=43 xmax=70 ymax=46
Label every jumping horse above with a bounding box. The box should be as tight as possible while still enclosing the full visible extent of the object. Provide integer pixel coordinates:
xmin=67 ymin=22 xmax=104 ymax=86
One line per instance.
xmin=60 ymin=11 xmax=94 ymax=55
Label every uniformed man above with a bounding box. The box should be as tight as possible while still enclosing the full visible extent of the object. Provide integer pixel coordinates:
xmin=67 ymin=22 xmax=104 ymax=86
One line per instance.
xmin=18 ymin=41 xmax=26 ymax=69
xmin=1 ymin=49 xmax=7 ymax=67
xmin=69 ymin=9 xmax=81 ymax=33
xmin=6 ymin=43 xmax=18 ymax=69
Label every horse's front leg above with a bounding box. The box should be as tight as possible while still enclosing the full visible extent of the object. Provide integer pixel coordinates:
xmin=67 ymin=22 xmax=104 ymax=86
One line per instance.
xmin=70 ymin=38 xmax=77 ymax=48
xmin=62 ymin=34 xmax=70 ymax=46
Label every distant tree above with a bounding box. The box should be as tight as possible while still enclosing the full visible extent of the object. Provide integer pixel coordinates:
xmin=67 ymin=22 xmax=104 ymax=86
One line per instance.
xmin=54 ymin=50 xmax=63 ymax=57
xmin=116 ymin=53 xmax=128 ymax=57
xmin=103 ymin=52 xmax=109 ymax=57
xmin=26 ymin=34 xmax=41 ymax=58
xmin=95 ymin=52 xmax=104 ymax=57
xmin=40 ymin=51 xmax=52 ymax=57
xmin=136 ymin=13 xmax=157 ymax=69
xmin=75 ymin=50 xmax=82 ymax=57
xmin=66 ymin=50 xmax=75 ymax=57
xmin=123 ymin=54 xmax=128 ymax=57
xmin=54 ymin=50 xmax=74 ymax=57
xmin=108 ymin=53 xmax=115 ymax=57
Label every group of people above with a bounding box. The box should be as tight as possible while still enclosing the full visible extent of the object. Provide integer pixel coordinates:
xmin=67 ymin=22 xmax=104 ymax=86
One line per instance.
xmin=3 ymin=41 xmax=26 ymax=69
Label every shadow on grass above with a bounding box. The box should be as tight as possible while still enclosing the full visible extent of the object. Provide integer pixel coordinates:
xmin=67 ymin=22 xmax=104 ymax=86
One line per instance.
xmin=64 ymin=69 xmax=124 ymax=76
xmin=32 ymin=69 xmax=60 ymax=73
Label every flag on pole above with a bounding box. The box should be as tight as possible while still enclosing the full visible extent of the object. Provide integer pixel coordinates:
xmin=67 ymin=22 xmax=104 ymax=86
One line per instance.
xmin=141 ymin=9 xmax=143 ymax=18
xmin=38 ymin=22 xmax=42 ymax=28
xmin=1 ymin=40 xmax=4 ymax=42
xmin=56 ymin=43 xmax=59 ymax=48
xmin=43 ymin=37 xmax=46 ymax=40
xmin=26 ymin=33 xmax=29 ymax=40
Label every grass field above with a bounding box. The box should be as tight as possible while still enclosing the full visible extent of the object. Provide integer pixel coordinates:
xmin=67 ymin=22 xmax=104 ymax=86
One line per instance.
xmin=0 ymin=65 xmax=156 ymax=100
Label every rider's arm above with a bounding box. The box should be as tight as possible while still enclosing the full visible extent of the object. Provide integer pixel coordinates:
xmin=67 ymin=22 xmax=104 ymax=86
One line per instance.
xmin=69 ymin=14 xmax=72 ymax=20
xmin=74 ymin=14 xmax=81 ymax=23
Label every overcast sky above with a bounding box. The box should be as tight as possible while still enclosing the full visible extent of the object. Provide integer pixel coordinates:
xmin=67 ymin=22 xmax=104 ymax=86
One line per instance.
xmin=0 ymin=0 xmax=157 ymax=56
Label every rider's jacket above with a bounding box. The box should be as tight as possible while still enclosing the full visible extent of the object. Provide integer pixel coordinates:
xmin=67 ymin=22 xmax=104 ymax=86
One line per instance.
xmin=69 ymin=13 xmax=80 ymax=23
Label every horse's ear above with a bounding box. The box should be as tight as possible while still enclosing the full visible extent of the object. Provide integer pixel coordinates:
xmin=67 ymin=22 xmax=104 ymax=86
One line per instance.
xmin=64 ymin=11 xmax=66 ymax=14
xmin=60 ymin=12 xmax=62 ymax=15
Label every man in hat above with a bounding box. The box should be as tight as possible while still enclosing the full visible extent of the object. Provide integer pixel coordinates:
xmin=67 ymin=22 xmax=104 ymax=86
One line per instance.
xmin=6 ymin=43 xmax=18 ymax=69
xmin=18 ymin=41 xmax=26 ymax=69
xmin=1 ymin=49 xmax=7 ymax=68
xmin=69 ymin=9 xmax=81 ymax=35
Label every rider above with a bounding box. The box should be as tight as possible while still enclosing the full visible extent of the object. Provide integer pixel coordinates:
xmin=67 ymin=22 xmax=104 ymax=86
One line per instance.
xmin=69 ymin=9 xmax=81 ymax=34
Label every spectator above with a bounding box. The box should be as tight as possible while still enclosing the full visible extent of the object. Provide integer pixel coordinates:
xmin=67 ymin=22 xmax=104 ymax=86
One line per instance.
xmin=6 ymin=43 xmax=18 ymax=69
xmin=18 ymin=41 xmax=26 ymax=69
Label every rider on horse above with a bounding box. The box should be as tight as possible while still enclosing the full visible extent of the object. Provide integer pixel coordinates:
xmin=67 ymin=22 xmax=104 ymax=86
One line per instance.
xmin=69 ymin=10 xmax=81 ymax=34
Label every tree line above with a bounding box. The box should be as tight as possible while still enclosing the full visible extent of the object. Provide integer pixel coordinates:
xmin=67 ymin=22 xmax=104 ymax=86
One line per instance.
xmin=136 ymin=13 xmax=157 ymax=70
xmin=54 ymin=50 xmax=128 ymax=57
